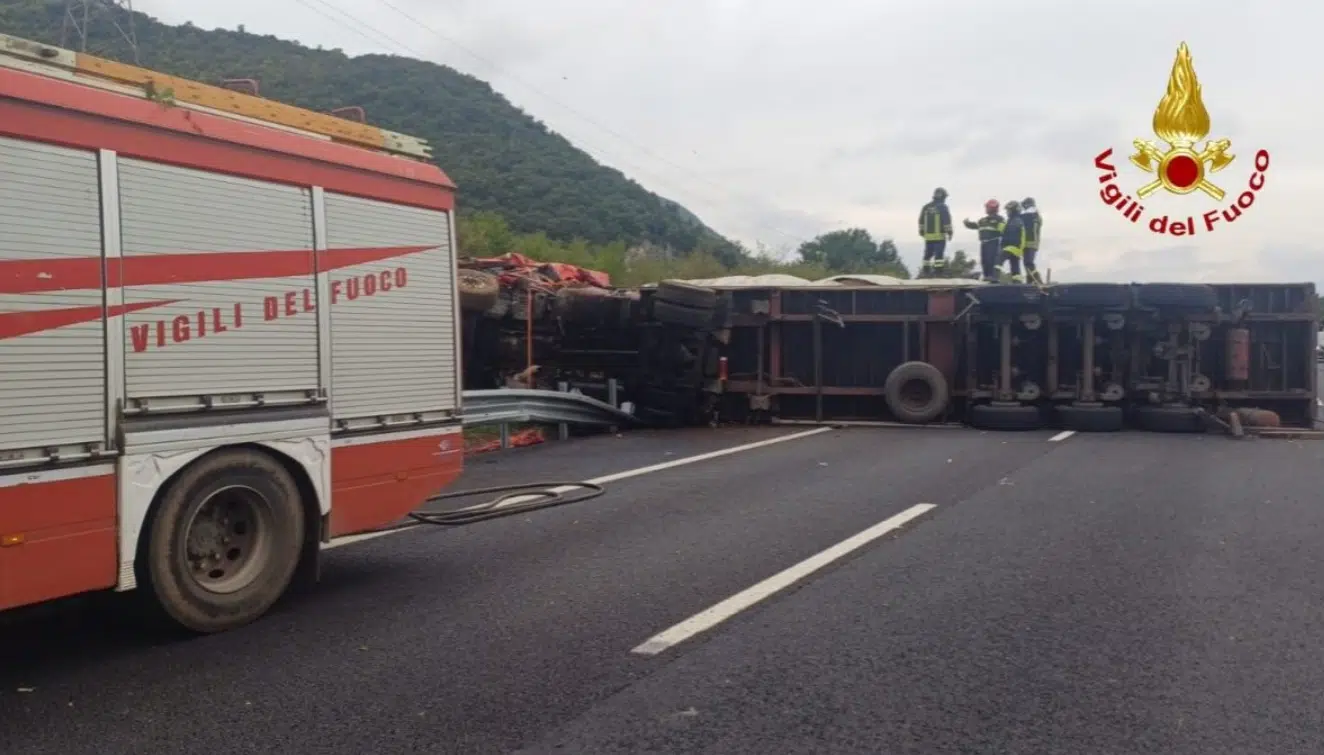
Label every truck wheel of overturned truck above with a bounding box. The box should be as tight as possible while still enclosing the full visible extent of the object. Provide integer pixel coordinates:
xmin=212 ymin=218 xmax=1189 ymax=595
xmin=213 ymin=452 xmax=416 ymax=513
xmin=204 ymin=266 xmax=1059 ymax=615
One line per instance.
xmin=656 ymin=280 xmax=718 ymax=309
xmin=883 ymin=361 xmax=950 ymax=424
xmin=653 ymin=298 xmax=717 ymax=330
xmin=458 ymin=270 xmax=501 ymax=312
xmin=1056 ymin=403 xmax=1124 ymax=432
xmin=968 ymin=402 xmax=1044 ymax=431
xmin=141 ymin=449 xmax=306 ymax=634
xmin=1134 ymin=404 xmax=1207 ymax=433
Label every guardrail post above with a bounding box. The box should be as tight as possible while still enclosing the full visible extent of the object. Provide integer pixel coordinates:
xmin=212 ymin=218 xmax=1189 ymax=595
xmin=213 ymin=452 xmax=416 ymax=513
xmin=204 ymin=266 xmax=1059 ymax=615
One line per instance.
xmin=607 ymin=378 xmax=619 ymax=407
xmin=499 ymin=423 xmax=511 ymax=449
xmin=557 ymin=381 xmax=570 ymax=440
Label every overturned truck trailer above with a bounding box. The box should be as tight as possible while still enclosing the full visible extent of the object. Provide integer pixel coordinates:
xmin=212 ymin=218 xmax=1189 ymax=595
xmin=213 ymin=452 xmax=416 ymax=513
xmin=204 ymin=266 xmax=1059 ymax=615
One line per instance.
xmin=686 ymin=280 xmax=1318 ymax=431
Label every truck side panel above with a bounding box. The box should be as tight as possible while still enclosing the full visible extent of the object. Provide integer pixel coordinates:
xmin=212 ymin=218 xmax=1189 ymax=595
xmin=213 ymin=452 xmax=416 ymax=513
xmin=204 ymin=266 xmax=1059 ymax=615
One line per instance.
xmin=320 ymin=192 xmax=463 ymax=537
xmin=0 ymin=135 xmax=117 ymax=611
xmin=0 ymin=136 xmax=107 ymax=454
xmin=322 ymin=192 xmax=459 ymax=421
xmin=0 ymin=466 xmax=118 ymax=610
xmin=117 ymin=158 xmax=321 ymax=405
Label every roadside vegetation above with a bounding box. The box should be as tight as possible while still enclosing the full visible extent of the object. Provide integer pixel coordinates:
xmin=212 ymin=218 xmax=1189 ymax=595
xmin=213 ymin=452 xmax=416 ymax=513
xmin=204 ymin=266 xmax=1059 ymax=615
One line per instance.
xmin=0 ymin=2 xmax=982 ymax=286
xmin=458 ymin=211 xmax=979 ymax=286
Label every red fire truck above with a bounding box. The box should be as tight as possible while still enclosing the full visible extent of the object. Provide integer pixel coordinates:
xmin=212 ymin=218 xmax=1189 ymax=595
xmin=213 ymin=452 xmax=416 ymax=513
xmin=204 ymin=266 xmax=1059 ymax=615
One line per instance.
xmin=0 ymin=34 xmax=464 ymax=632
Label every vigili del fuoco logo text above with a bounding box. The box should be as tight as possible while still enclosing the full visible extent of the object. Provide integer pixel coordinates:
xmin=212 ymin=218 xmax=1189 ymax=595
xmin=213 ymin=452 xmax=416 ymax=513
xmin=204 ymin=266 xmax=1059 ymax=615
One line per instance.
xmin=1093 ymin=42 xmax=1269 ymax=237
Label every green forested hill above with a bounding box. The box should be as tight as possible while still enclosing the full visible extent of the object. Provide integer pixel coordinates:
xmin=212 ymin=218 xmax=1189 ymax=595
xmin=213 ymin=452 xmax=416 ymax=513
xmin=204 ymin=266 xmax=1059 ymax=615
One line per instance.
xmin=0 ymin=0 xmax=744 ymax=264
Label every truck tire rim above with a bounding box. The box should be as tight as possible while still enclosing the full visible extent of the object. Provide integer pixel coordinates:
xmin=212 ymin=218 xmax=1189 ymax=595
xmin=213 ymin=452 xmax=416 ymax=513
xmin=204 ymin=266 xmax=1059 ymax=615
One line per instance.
xmin=900 ymin=378 xmax=934 ymax=409
xmin=183 ymin=485 xmax=275 ymax=595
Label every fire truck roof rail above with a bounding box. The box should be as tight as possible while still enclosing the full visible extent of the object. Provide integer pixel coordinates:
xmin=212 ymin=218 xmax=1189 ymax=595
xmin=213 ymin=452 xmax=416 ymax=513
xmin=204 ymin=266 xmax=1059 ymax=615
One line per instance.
xmin=0 ymin=32 xmax=433 ymax=161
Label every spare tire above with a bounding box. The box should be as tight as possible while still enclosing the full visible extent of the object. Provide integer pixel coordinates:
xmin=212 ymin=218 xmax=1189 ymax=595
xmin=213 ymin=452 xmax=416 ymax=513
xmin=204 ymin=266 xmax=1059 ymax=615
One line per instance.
xmin=657 ymin=280 xmax=718 ymax=309
xmin=458 ymin=270 xmax=500 ymax=312
xmin=883 ymin=361 xmax=950 ymax=424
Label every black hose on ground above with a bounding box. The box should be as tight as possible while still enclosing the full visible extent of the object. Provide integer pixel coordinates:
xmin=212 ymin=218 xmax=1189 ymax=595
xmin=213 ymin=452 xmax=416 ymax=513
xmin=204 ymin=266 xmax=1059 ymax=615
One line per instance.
xmin=367 ymin=481 xmax=607 ymax=532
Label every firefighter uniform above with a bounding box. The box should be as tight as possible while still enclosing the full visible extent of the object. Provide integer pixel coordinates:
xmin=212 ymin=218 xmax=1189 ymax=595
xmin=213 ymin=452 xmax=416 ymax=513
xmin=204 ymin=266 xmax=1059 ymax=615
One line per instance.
xmin=918 ymin=187 xmax=953 ymax=275
xmin=963 ymin=199 xmax=1005 ymax=281
xmin=1000 ymin=200 xmax=1027 ymax=283
xmin=1021 ymin=197 xmax=1042 ymax=284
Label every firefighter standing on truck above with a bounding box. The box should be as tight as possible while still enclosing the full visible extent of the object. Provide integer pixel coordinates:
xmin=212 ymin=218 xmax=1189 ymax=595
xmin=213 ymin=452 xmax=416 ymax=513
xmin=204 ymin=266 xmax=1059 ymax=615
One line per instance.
xmin=918 ymin=187 xmax=953 ymax=277
xmin=1020 ymin=197 xmax=1043 ymax=283
xmin=999 ymin=199 xmax=1028 ymax=283
xmin=963 ymin=199 xmax=1005 ymax=281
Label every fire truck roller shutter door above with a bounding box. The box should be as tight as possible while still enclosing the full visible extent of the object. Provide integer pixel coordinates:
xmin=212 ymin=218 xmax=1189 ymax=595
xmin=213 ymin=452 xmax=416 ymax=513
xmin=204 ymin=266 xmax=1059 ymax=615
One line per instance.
xmin=117 ymin=158 xmax=320 ymax=404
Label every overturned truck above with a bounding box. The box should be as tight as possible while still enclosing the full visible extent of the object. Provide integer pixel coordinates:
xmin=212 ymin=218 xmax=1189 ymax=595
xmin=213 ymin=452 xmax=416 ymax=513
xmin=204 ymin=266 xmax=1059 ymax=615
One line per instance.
xmin=653 ymin=280 xmax=1318 ymax=432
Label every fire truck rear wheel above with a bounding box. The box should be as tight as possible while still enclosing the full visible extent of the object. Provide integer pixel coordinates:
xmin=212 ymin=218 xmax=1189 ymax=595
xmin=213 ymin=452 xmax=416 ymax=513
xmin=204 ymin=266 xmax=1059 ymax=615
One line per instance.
xmin=143 ymin=449 xmax=306 ymax=634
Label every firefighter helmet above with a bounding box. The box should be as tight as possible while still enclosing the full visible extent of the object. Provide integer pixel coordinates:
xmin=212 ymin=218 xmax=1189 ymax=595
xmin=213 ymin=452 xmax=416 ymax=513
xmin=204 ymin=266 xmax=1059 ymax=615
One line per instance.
xmin=984 ymin=199 xmax=1000 ymax=213
xmin=1005 ymin=199 xmax=1022 ymax=213
xmin=933 ymin=187 xmax=948 ymax=201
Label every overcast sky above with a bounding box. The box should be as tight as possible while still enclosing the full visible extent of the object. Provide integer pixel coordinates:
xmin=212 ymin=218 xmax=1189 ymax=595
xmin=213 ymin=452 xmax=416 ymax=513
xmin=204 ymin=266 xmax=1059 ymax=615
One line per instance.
xmin=133 ymin=0 xmax=1315 ymax=284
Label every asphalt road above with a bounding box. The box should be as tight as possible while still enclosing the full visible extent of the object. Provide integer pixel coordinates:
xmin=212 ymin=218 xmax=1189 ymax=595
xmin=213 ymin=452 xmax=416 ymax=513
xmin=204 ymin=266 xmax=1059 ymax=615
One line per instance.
xmin=3 ymin=424 xmax=1323 ymax=754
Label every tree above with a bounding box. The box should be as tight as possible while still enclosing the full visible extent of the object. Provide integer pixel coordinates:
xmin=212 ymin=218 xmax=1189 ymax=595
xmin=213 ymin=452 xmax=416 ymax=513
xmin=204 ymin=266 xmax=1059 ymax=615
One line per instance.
xmin=930 ymin=249 xmax=979 ymax=279
xmin=797 ymin=229 xmax=910 ymax=278
xmin=0 ymin=0 xmax=742 ymax=260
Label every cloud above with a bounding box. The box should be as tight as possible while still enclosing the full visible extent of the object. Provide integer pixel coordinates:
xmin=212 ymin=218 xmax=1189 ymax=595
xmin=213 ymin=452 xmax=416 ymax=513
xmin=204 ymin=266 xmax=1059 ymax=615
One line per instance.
xmin=130 ymin=0 xmax=1322 ymax=285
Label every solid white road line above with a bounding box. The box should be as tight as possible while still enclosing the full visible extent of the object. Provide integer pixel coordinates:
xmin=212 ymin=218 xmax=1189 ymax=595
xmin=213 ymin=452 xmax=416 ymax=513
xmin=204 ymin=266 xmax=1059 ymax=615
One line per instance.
xmin=630 ymin=502 xmax=938 ymax=656
xmin=1048 ymin=430 xmax=1076 ymax=442
xmin=323 ymin=426 xmax=835 ymax=550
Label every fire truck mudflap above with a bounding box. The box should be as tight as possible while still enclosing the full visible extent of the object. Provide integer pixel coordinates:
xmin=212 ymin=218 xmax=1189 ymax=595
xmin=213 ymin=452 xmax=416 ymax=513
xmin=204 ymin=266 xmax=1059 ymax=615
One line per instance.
xmin=0 ymin=35 xmax=463 ymax=632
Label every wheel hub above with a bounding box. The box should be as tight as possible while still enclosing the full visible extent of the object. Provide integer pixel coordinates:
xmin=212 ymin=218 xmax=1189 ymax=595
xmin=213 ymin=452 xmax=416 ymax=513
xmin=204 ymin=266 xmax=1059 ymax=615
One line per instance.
xmin=900 ymin=378 xmax=934 ymax=408
xmin=183 ymin=486 xmax=272 ymax=594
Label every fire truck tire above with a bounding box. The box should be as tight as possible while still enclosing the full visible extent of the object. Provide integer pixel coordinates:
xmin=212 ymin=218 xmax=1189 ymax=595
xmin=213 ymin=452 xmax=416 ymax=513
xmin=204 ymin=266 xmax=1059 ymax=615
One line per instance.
xmin=656 ymin=280 xmax=718 ymax=309
xmin=883 ymin=361 xmax=950 ymax=424
xmin=142 ymin=449 xmax=306 ymax=634
xmin=1055 ymin=403 xmax=1124 ymax=432
xmin=458 ymin=270 xmax=500 ymax=312
xmin=968 ymin=402 xmax=1044 ymax=431
xmin=1134 ymin=404 xmax=1207 ymax=433
xmin=653 ymin=299 xmax=716 ymax=330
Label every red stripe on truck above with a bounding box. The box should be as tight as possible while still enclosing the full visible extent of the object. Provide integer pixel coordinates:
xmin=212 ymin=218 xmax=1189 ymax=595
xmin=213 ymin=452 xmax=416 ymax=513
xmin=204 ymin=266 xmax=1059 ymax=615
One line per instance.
xmin=0 ymin=245 xmax=434 ymax=295
xmin=0 ymin=301 xmax=175 ymax=340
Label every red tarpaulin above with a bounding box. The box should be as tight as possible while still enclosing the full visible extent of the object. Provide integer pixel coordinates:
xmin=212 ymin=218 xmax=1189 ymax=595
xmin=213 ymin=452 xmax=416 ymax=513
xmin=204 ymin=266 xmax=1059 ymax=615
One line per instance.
xmin=467 ymin=252 xmax=611 ymax=288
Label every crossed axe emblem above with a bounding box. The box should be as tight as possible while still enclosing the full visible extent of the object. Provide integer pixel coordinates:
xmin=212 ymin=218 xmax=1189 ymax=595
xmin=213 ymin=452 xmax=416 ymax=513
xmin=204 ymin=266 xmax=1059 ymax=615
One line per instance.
xmin=1129 ymin=138 xmax=1235 ymax=201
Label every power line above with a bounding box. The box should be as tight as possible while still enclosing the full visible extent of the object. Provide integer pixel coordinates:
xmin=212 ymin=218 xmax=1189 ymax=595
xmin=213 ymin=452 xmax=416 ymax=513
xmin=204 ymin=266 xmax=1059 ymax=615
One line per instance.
xmin=62 ymin=0 xmax=139 ymax=63
xmin=290 ymin=0 xmax=776 ymax=250
xmin=372 ymin=0 xmax=839 ymax=246
xmin=299 ymin=0 xmax=825 ymax=250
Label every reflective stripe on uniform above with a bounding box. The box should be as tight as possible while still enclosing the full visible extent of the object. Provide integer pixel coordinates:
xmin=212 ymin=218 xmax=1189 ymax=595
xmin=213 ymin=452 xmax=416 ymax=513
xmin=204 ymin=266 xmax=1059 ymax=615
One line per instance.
xmin=921 ymin=205 xmax=947 ymax=240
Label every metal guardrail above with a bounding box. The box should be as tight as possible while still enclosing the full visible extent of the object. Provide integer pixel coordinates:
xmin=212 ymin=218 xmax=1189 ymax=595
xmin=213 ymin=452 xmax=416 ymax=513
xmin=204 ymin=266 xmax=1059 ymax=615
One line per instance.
xmin=461 ymin=388 xmax=640 ymax=428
